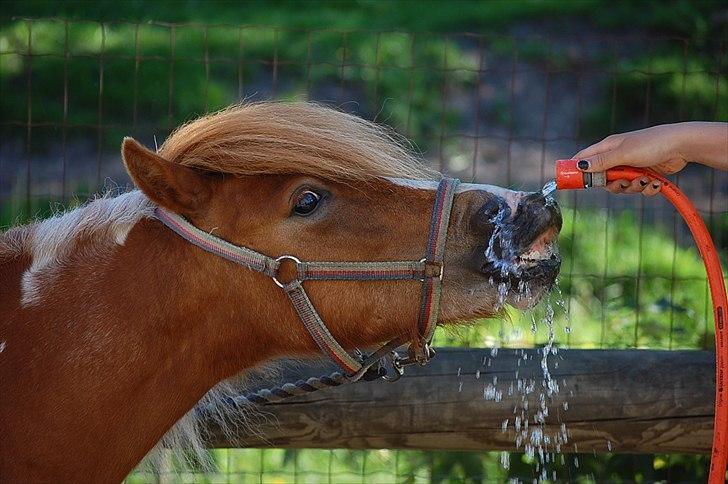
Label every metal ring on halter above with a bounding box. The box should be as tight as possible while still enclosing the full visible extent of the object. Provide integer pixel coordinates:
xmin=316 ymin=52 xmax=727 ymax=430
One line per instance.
xmin=272 ymin=255 xmax=302 ymax=288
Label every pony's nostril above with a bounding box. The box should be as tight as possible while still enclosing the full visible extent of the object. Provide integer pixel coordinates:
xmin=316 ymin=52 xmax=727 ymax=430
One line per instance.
xmin=473 ymin=196 xmax=509 ymax=233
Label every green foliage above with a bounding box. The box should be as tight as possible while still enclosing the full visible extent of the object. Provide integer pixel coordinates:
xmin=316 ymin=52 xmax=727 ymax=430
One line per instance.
xmin=2 ymin=1 xmax=725 ymax=152
xmin=3 ymin=0 xmax=721 ymax=38
xmin=583 ymin=54 xmax=727 ymax=139
xmin=2 ymin=0 xmax=597 ymax=32
xmin=0 ymin=19 xmax=479 ymax=152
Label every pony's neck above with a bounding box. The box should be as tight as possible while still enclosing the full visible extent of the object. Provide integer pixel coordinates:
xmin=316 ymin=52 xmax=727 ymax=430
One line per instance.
xmin=87 ymin=213 xmax=286 ymax=466
xmin=2 ymin=197 xmax=287 ymax=481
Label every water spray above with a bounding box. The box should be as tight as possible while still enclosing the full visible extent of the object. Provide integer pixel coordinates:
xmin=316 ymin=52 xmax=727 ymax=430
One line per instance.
xmin=555 ymin=159 xmax=728 ymax=483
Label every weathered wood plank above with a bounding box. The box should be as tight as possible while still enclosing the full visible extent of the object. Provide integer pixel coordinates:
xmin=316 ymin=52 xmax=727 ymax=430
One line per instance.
xmin=205 ymin=349 xmax=715 ymax=454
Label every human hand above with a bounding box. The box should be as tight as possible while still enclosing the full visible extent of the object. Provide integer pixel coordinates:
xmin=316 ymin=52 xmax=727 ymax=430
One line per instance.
xmin=573 ymin=124 xmax=689 ymax=196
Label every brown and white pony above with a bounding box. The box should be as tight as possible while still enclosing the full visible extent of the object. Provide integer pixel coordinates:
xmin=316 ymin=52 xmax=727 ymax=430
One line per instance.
xmin=0 ymin=102 xmax=561 ymax=482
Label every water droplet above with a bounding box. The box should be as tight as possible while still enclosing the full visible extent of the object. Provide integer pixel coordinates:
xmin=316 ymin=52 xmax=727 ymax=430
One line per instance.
xmin=542 ymin=180 xmax=557 ymax=196
xmin=500 ymin=451 xmax=510 ymax=470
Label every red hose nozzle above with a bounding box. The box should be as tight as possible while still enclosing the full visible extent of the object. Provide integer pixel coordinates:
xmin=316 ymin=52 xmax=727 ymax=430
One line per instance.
xmin=555 ymin=159 xmax=584 ymax=189
xmin=555 ymin=159 xmax=607 ymax=190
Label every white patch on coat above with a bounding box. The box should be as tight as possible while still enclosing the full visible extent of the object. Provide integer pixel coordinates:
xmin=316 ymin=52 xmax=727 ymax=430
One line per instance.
xmin=21 ymin=190 xmax=155 ymax=306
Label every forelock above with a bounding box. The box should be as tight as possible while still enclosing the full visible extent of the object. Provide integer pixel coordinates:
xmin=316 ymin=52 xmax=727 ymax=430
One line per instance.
xmin=158 ymin=102 xmax=438 ymax=182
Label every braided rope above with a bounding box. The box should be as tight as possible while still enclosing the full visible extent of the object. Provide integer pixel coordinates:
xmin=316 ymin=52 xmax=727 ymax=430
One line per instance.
xmin=196 ymin=371 xmax=348 ymax=415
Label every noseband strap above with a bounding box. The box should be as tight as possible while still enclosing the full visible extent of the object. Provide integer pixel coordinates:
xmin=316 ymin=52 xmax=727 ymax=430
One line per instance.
xmin=155 ymin=177 xmax=460 ymax=379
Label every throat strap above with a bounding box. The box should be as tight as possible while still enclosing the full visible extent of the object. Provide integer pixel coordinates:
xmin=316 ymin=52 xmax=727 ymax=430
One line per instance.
xmin=283 ymin=280 xmax=363 ymax=372
xmin=154 ymin=177 xmax=459 ymax=378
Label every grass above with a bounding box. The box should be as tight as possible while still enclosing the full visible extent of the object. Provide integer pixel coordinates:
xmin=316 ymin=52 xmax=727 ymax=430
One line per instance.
xmin=125 ymin=448 xmax=710 ymax=483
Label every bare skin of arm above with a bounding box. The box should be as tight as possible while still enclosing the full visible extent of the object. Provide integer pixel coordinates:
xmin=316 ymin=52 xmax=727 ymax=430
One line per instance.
xmin=573 ymin=122 xmax=728 ymax=196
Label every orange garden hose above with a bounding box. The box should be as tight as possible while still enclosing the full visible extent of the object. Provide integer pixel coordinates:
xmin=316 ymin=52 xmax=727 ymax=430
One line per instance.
xmin=556 ymin=160 xmax=728 ymax=483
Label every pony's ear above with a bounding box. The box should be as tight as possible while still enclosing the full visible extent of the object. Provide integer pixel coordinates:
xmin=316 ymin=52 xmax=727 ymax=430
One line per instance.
xmin=121 ymin=137 xmax=212 ymax=214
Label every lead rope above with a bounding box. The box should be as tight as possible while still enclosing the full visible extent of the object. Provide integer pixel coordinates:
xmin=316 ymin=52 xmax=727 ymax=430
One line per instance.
xmin=198 ymin=336 xmax=410 ymax=412
xmin=155 ymin=177 xmax=459 ymax=411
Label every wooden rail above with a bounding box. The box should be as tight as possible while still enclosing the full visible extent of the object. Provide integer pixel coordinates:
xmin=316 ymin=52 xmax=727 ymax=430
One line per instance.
xmin=205 ymin=349 xmax=715 ymax=454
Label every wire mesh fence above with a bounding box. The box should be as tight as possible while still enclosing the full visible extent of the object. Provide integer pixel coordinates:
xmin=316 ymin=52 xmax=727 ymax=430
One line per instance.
xmin=1 ymin=17 xmax=726 ymax=482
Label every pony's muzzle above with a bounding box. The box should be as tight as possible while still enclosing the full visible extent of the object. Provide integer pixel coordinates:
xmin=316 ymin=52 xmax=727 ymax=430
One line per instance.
xmin=470 ymin=190 xmax=562 ymax=286
xmin=509 ymin=191 xmax=562 ymax=256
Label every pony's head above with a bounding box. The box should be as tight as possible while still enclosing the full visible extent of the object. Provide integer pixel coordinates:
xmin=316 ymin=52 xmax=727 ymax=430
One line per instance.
xmin=121 ymin=103 xmax=561 ymax=366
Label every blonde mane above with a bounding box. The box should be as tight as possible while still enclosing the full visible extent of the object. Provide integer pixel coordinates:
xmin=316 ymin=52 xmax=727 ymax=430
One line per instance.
xmin=159 ymin=102 xmax=436 ymax=182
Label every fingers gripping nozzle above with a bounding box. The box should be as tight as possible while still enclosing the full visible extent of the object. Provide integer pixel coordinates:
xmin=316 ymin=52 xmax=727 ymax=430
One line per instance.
xmin=555 ymin=159 xmax=606 ymax=190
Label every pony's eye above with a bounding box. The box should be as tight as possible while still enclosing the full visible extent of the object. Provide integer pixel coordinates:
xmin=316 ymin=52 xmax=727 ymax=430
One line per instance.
xmin=293 ymin=190 xmax=321 ymax=216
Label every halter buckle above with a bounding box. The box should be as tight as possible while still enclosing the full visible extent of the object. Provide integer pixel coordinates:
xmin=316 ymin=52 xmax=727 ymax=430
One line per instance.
xmin=272 ymin=255 xmax=302 ymax=288
xmin=419 ymin=258 xmax=444 ymax=281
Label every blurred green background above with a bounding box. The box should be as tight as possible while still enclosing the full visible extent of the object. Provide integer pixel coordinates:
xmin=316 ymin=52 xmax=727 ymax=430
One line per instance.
xmin=1 ymin=0 xmax=727 ymax=482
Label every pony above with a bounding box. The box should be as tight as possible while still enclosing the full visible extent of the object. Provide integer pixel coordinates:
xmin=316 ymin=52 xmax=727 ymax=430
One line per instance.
xmin=0 ymin=102 xmax=561 ymax=482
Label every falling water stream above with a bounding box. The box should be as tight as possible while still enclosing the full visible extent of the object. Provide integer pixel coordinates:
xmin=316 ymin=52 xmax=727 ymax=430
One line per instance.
xmin=541 ymin=180 xmax=557 ymax=197
xmin=479 ymin=180 xmax=574 ymax=481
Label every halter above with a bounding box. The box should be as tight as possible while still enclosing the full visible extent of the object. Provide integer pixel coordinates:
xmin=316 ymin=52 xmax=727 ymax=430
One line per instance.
xmin=155 ymin=177 xmax=460 ymax=382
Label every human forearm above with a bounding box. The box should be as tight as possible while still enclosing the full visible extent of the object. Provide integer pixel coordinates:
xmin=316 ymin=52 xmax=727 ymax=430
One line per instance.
xmin=677 ymin=122 xmax=728 ymax=171
xmin=572 ymin=121 xmax=727 ymax=196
